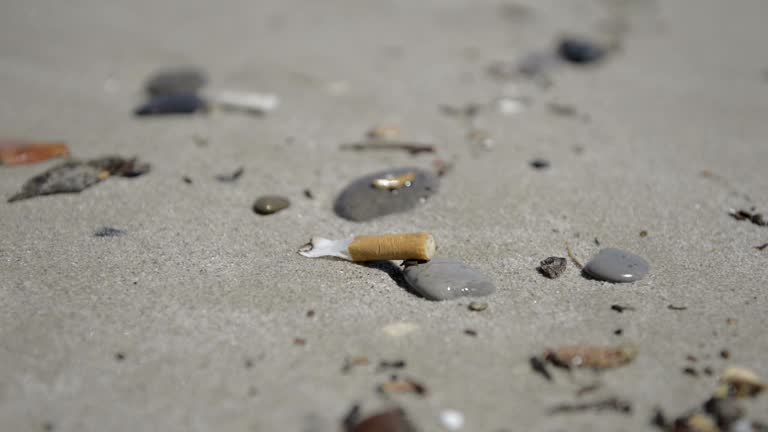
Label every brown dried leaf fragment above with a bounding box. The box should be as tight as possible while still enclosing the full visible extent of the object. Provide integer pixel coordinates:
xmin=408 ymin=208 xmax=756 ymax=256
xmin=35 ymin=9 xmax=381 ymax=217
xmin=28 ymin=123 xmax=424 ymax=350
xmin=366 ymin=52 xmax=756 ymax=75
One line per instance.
xmin=544 ymin=345 xmax=637 ymax=370
xmin=378 ymin=377 xmax=428 ymax=397
xmin=0 ymin=140 xmax=70 ymax=166
xmin=341 ymin=141 xmax=435 ymax=155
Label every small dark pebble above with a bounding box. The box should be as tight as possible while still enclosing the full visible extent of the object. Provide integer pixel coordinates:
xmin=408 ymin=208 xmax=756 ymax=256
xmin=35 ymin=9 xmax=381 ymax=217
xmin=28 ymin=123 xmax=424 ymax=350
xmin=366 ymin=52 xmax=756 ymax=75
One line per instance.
xmin=557 ymin=37 xmax=605 ymax=64
xmin=145 ymin=66 xmax=207 ymax=97
xmin=134 ymin=94 xmax=207 ymax=116
xmin=594 ymin=237 xmax=601 ymax=246
xmin=306 ymin=309 xmax=315 ymax=318
xmin=378 ymin=360 xmax=407 ymax=371
xmin=215 ymin=167 xmax=244 ymax=183
xmin=94 ymin=227 xmax=127 ymax=237
xmin=538 ymin=256 xmax=567 ymax=279
xmin=253 ymin=195 xmax=290 ymax=215
xmin=611 ymin=304 xmax=635 ymax=313
xmin=702 ymin=367 xmax=713 ymax=376
xmin=614 ymin=329 xmax=623 ymax=336
xmin=668 ymin=305 xmax=688 ymax=311
xmin=464 ymin=329 xmax=478 ymax=337
xmin=530 ymin=158 xmax=550 ymax=170
xmin=244 ymin=358 xmax=253 ymax=368
xmin=720 ymin=350 xmax=731 ymax=359
xmin=682 ymin=367 xmax=698 ymax=377
xmin=114 ymin=352 xmax=126 ymax=361
xmin=182 ymin=176 xmax=193 ymax=184
xmin=303 ymin=188 xmax=314 ymax=199
xmin=530 ymin=356 xmax=552 ymax=381
xmin=639 ymin=230 xmax=648 ymax=238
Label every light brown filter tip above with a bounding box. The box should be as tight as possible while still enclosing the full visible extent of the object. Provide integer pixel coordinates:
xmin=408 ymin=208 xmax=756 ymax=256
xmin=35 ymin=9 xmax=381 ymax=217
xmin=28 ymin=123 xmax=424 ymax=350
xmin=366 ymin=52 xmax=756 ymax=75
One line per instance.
xmin=348 ymin=232 xmax=435 ymax=262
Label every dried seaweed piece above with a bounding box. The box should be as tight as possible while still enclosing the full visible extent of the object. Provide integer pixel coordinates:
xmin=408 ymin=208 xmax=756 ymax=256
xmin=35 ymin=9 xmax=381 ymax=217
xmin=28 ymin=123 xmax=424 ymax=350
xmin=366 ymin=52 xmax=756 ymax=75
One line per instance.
xmin=611 ymin=304 xmax=635 ymax=313
xmin=544 ymin=345 xmax=637 ymax=370
xmin=0 ymin=140 xmax=70 ymax=166
xmin=668 ymin=305 xmax=688 ymax=311
xmin=341 ymin=141 xmax=435 ymax=155
xmin=530 ymin=356 xmax=552 ymax=381
xmin=215 ymin=167 xmax=244 ymax=182
xmin=754 ymin=243 xmax=768 ymax=251
xmin=377 ymin=360 xmax=406 ymax=371
xmin=549 ymin=397 xmax=632 ymax=415
xmin=729 ymin=208 xmax=768 ymax=227
xmin=377 ymin=377 xmax=427 ymax=397
xmin=8 ymin=161 xmax=105 ymax=203
xmin=346 ymin=407 xmax=417 ymax=432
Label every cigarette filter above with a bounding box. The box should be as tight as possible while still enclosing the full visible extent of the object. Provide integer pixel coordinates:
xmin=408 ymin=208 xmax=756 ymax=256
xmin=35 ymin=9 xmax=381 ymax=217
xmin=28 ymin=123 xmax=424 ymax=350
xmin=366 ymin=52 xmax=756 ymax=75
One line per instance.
xmin=299 ymin=232 xmax=435 ymax=262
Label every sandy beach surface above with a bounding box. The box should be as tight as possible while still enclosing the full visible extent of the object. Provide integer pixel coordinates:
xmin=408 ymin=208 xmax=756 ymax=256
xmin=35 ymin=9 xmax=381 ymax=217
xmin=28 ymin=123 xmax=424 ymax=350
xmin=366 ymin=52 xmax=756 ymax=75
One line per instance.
xmin=1 ymin=0 xmax=767 ymax=431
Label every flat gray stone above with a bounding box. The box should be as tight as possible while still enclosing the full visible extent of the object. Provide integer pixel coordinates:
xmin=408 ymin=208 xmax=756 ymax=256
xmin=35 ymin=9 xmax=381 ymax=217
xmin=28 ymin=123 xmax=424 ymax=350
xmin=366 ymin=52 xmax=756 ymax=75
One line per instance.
xmin=333 ymin=167 xmax=438 ymax=222
xmin=583 ymin=248 xmax=649 ymax=283
xmin=253 ymin=195 xmax=290 ymax=215
xmin=403 ymin=258 xmax=495 ymax=301
xmin=145 ymin=67 xmax=207 ymax=97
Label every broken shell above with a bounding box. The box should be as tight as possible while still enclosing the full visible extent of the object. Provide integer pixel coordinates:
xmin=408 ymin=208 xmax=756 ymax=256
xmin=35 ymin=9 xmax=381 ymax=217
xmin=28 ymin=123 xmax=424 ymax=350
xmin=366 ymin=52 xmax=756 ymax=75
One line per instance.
xmin=371 ymin=172 xmax=416 ymax=190
xmin=544 ymin=345 xmax=637 ymax=370
xmin=717 ymin=367 xmax=765 ymax=398
xmin=367 ymin=125 xmax=401 ymax=140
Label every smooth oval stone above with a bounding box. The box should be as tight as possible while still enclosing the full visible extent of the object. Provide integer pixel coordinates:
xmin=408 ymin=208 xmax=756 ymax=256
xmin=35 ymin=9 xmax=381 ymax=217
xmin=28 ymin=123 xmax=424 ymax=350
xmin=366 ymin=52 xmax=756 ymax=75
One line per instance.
xmin=253 ymin=195 xmax=290 ymax=215
xmin=583 ymin=248 xmax=649 ymax=283
xmin=557 ymin=37 xmax=605 ymax=64
xmin=134 ymin=94 xmax=207 ymax=116
xmin=334 ymin=167 xmax=439 ymax=222
xmin=403 ymin=259 xmax=495 ymax=301
xmin=145 ymin=67 xmax=207 ymax=96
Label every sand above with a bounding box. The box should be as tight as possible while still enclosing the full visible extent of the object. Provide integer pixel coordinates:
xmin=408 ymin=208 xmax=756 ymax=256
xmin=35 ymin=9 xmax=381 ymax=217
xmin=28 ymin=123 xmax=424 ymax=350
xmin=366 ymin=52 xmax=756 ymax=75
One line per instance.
xmin=1 ymin=0 xmax=767 ymax=431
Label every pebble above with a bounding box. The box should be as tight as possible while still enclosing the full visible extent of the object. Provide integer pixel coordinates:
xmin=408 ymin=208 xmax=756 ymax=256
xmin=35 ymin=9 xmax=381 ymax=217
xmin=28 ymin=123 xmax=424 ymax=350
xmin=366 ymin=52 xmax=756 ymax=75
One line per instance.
xmin=583 ymin=248 xmax=649 ymax=283
xmin=252 ymin=196 xmax=290 ymax=215
xmin=539 ymin=256 xmax=567 ymax=279
xmin=557 ymin=37 xmax=605 ymax=64
xmin=403 ymin=259 xmax=495 ymax=301
xmin=439 ymin=410 xmax=465 ymax=431
xmin=530 ymin=158 xmax=550 ymax=170
xmin=468 ymin=301 xmax=488 ymax=311
xmin=334 ymin=167 xmax=439 ymax=222
xmin=145 ymin=67 xmax=207 ymax=96
xmin=94 ymin=227 xmax=127 ymax=237
xmin=134 ymin=94 xmax=207 ymax=116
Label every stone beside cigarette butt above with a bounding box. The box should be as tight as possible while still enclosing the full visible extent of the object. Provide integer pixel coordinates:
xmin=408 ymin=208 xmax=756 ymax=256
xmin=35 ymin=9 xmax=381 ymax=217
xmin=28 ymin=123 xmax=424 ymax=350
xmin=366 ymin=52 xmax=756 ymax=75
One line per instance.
xmin=298 ymin=232 xmax=436 ymax=262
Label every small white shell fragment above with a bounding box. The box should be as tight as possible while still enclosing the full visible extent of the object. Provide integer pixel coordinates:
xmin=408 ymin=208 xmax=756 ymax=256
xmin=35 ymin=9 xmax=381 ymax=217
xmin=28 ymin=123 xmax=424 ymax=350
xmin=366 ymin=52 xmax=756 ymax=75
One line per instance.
xmin=381 ymin=322 xmax=419 ymax=337
xmin=495 ymin=97 xmax=527 ymax=115
xmin=208 ymin=90 xmax=279 ymax=113
xmin=440 ymin=410 xmax=464 ymax=431
xmin=298 ymin=237 xmax=353 ymax=260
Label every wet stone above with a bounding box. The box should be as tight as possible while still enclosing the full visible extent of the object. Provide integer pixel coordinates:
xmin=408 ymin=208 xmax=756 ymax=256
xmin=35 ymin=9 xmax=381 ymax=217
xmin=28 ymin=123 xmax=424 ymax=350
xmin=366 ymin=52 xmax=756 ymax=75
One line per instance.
xmin=253 ymin=195 xmax=290 ymax=215
xmin=403 ymin=259 xmax=495 ymax=301
xmin=557 ymin=37 xmax=605 ymax=64
xmin=94 ymin=227 xmax=127 ymax=237
xmin=134 ymin=94 xmax=207 ymax=116
xmin=334 ymin=167 xmax=439 ymax=222
xmin=145 ymin=67 xmax=207 ymax=97
xmin=583 ymin=248 xmax=649 ymax=283
xmin=539 ymin=256 xmax=567 ymax=279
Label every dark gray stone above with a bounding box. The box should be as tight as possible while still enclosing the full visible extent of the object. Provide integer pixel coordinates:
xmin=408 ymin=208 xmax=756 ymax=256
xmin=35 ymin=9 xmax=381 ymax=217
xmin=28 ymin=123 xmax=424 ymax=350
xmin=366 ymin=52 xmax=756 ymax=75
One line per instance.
xmin=403 ymin=259 xmax=495 ymax=301
xmin=583 ymin=248 xmax=649 ymax=283
xmin=539 ymin=256 xmax=567 ymax=279
xmin=334 ymin=167 xmax=439 ymax=222
xmin=134 ymin=94 xmax=207 ymax=116
xmin=253 ymin=196 xmax=290 ymax=215
xmin=145 ymin=67 xmax=207 ymax=97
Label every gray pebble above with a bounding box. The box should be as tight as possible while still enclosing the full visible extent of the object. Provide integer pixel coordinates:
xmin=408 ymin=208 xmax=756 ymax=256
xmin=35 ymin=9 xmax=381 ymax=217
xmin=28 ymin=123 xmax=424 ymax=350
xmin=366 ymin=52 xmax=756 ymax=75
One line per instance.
xmin=468 ymin=301 xmax=488 ymax=311
xmin=403 ymin=259 xmax=495 ymax=301
xmin=539 ymin=256 xmax=567 ymax=279
xmin=145 ymin=67 xmax=207 ymax=96
xmin=334 ymin=167 xmax=439 ymax=222
xmin=583 ymin=248 xmax=649 ymax=283
xmin=253 ymin=196 xmax=290 ymax=215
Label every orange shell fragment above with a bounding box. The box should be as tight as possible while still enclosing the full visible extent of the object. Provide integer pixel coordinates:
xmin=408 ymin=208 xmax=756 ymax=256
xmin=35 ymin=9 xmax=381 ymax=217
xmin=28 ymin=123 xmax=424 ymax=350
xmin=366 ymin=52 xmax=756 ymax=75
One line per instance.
xmin=0 ymin=140 xmax=70 ymax=166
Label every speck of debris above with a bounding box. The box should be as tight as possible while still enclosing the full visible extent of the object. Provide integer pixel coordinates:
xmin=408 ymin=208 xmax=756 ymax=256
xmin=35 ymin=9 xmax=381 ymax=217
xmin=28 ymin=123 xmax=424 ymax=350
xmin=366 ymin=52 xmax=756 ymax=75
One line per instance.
xmin=548 ymin=103 xmax=579 ymax=117
xmin=538 ymin=256 xmax=567 ymax=279
xmin=576 ymin=384 xmax=601 ymax=397
xmin=702 ymin=367 xmax=714 ymax=376
xmin=293 ymin=338 xmax=306 ymax=346
xmin=464 ymin=329 xmax=478 ymax=337
xmin=728 ymin=208 xmax=768 ymax=226
xmin=611 ymin=304 xmax=635 ymax=313
xmin=720 ymin=350 xmax=731 ymax=360
xmin=614 ymin=329 xmax=623 ymax=336
xmin=530 ymin=356 xmax=552 ymax=381
xmin=377 ymin=377 xmax=428 ymax=397
xmin=215 ymin=167 xmax=244 ymax=183
xmin=244 ymin=358 xmax=253 ymax=369
xmin=594 ymin=237 xmax=600 ymax=246
xmin=639 ymin=230 xmax=648 ymax=238
xmin=248 ymin=386 xmax=258 ymax=397
xmin=377 ymin=360 xmax=406 ymax=371
xmin=530 ymin=158 xmax=550 ymax=170
xmin=754 ymin=243 xmax=768 ymax=251
xmin=303 ymin=189 xmax=314 ymax=199
xmin=683 ymin=367 xmax=698 ymax=377
xmin=549 ymin=397 xmax=632 ymax=415
xmin=182 ymin=176 xmax=193 ymax=184
xmin=468 ymin=301 xmax=488 ymax=311
xmin=726 ymin=318 xmax=737 ymax=325
xmin=94 ymin=227 xmax=127 ymax=237
xmin=342 ymin=356 xmax=371 ymax=373
xmin=668 ymin=305 xmax=687 ymax=311
xmin=114 ymin=352 xmax=126 ymax=361
xmin=43 ymin=422 xmax=54 ymax=432
xmin=306 ymin=309 xmax=315 ymax=318
xmin=686 ymin=355 xmax=698 ymax=363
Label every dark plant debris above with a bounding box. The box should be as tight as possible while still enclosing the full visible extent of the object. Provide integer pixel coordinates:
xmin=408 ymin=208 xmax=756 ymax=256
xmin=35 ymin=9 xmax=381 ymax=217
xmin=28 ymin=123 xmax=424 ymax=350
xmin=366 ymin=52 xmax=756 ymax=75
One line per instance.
xmin=94 ymin=227 xmax=127 ymax=237
xmin=576 ymin=384 xmax=601 ymax=397
xmin=683 ymin=367 xmax=699 ymax=377
xmin=557 ymin=36 xmax=607 ymax=65
xmin=340 ymin=141 xmax=435 ymax=155
xmin=668 ymin=305 xmax=688 ymax=311
xmin=640 ymin=230 xmax=648 ymax=238
xmin=614 ymin=329 xmax=623 ymax=336
xmin=377 ymin=360 xmax=406 ymax=372
xmin=182 ymin=176 xmax=193 ymax=184
xmin=539 ymin=256 xmax=567 ymax=279
xmin=293 ymin=337 xmax=306 ymax=346
xmin=464 ymin=329 xmax=478 ymax=337
xmin=611 ymin=304 xmax=635 ymax=313
xmin=215 ymin=167 xmax=244 ymax=182
xmin=303 ymin=189 xmax=314 ymax=199
xmin=343 ymin=406 xmax=417 ymax=432
xmin=529 ymin=158 xmax=550 ymax=170
xmin=114 ymin=352 xmax=126 ymax=362
xmin=549 ymin=397 xmax=632 ymax=415
xmin=729 ymin=208 xmax=767 ymax=227
xmin=306 ymin=309 xmax=315 ymax=318
xmin=720 ymin=350 xmax=731 ymax=360
xmin=754 ymin=243 xmax=768 ymax=251
xmin=8 ymin=156 xmax=150 ymax=202
xmin=530 ymin=356 xmax=553 ymax=381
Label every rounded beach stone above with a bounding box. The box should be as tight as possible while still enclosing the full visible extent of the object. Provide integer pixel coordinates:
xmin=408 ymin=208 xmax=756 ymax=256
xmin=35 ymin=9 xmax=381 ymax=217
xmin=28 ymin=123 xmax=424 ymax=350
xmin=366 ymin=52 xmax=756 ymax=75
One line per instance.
xmin=145 ymin=67 xmax=207 ymax=96
xmin=334 ymin=167 xmax=439 ymax=222
xmin=403 ymin=259 xmax=495 ymax=301
xmin=557 ymin=37 xmax=605 ymax=64
xmin=583 ymin=248 xmax=649 ymax=283
xmin=253 ymin=195 xmax=290 ymax=215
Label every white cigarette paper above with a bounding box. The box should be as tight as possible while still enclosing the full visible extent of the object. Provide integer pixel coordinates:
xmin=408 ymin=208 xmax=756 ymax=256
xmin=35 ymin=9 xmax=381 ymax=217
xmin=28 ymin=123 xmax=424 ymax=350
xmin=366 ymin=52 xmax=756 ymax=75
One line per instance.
xmin=207 ymin=90 xmax=279 ymax=113
xmin=299 ymin=232 xmax=436 ymax=262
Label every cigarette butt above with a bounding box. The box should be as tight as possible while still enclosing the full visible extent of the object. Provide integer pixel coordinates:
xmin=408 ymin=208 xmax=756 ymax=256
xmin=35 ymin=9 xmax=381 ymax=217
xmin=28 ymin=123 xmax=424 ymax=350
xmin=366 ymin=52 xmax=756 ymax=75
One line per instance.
xmin=348 ymin=232 xmax=435 ymax=262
